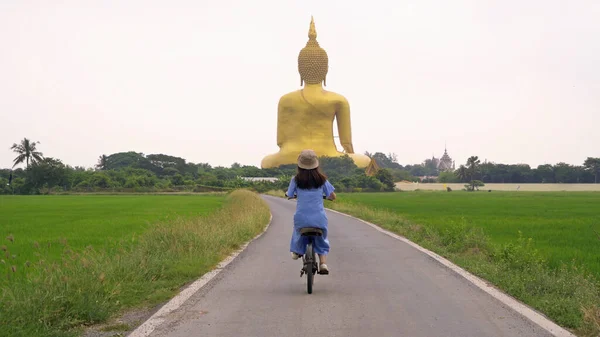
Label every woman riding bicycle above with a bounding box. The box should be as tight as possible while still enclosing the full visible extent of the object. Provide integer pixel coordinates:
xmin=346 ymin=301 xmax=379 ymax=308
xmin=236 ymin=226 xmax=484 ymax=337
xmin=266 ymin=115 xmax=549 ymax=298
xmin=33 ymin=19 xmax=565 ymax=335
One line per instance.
xmin=286 ymin=149 xmax=336 ymax=274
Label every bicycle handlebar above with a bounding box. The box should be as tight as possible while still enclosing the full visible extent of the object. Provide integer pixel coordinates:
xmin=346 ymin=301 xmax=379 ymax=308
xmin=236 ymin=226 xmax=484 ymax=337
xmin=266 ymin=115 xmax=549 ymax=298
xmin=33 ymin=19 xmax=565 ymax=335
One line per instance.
xmin=285 ymin=194 xmax=327 ymax=200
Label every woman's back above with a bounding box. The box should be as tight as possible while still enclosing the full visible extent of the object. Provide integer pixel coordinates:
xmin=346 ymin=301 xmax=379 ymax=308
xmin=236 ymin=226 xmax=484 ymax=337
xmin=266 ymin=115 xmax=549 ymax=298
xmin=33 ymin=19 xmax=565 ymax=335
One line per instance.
xmin=287 ymin=177 xmax=334 ymax=229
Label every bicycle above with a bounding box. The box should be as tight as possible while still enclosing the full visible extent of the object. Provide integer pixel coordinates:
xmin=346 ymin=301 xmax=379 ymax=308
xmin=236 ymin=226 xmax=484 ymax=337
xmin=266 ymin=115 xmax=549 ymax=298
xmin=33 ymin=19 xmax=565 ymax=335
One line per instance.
xmin=286 ymin=193 xmax=328 ymax=294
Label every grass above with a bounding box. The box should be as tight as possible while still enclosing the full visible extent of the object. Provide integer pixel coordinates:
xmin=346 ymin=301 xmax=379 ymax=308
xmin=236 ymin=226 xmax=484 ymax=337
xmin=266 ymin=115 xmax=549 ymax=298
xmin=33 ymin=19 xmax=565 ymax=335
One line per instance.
xmin=322 ymin=191 xmax=600 ymax=337
xmin=99 ymin=323 xmax=130 ymax=332
xmin=0 ymin=190 xmax=270 ymax=337
xmin=0 ymin=194 xmax=225 ymax=262
xmin=337 ymin=191 xmax=600 ymax=277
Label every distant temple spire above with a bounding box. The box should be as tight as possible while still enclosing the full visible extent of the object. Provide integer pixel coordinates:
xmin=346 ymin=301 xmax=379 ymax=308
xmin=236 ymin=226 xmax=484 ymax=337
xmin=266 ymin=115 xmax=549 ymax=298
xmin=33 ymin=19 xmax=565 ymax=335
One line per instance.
xmin=437 ymin=144 xmax=454 ymax=172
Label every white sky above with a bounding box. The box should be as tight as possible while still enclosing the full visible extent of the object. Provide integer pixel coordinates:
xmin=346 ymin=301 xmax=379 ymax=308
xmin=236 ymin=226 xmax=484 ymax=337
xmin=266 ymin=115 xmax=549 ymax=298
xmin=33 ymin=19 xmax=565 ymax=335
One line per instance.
xmin=1 ymin=0 xmax=598 ymax=169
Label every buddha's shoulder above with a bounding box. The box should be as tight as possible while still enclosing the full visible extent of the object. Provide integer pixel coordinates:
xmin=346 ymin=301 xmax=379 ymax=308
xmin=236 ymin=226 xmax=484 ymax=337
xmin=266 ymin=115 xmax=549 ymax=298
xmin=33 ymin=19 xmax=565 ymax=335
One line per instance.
xmin=278 ymin=91 xmax=301 ymax=102
xmin=323 ymin=91 xmax=349 ymax=104
xmin=278 ymin=90 xmax=349 ymax=104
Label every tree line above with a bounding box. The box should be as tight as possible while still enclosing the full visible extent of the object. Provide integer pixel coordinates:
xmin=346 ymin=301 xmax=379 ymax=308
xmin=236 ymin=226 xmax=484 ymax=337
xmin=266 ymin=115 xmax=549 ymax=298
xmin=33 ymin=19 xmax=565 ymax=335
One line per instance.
xmin=366 ymin=152 xmax=600 ymax=185
xmin=2 ymin=138 xmax=599 ymax=195
xmin=441 ymin=157 xmax=600 ymax=184
xmin=1 ymin=138 xmax=397 ymax=195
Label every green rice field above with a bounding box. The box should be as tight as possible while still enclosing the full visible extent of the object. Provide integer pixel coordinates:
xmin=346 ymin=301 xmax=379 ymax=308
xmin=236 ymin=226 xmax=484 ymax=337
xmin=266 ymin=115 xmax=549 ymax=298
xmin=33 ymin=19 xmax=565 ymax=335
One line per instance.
xmin=337 ymin=191 xmax=600 ymax=278
xmin=0 ymin=194 xmax=225 ymax=262
xmin=0 ymin=191 xmax=271 ymax=337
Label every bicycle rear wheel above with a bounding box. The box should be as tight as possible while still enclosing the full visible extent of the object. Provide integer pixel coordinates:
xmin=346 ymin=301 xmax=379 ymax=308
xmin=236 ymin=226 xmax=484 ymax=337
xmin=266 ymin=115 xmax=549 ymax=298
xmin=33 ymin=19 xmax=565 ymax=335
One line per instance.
xmin=306 ymin=242 xmax=314 ymax=294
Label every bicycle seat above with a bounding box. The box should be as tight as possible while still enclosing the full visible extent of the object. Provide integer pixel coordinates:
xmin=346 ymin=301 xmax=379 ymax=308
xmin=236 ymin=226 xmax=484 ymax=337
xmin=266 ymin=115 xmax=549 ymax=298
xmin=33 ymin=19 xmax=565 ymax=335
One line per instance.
xmin=299 ymin=227 xmax=323 ymax=236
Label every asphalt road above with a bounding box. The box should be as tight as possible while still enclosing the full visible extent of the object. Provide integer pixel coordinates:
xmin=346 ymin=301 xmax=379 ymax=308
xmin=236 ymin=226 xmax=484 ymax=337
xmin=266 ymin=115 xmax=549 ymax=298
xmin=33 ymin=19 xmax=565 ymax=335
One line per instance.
xmin=145 ymin=195 xmax=554 ymax=337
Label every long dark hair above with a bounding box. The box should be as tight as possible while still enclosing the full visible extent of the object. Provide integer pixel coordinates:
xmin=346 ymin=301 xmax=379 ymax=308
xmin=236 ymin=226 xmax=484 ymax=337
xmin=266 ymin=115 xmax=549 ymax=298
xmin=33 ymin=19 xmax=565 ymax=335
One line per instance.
xmin=295 ymin=166 xmax=327 ymax=189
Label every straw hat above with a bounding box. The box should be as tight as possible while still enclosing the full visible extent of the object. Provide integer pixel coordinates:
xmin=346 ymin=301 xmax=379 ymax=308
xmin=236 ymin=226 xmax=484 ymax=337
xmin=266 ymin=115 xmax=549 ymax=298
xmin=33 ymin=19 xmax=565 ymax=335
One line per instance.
xmin=297 ymin=149 xmax=319 ymax=170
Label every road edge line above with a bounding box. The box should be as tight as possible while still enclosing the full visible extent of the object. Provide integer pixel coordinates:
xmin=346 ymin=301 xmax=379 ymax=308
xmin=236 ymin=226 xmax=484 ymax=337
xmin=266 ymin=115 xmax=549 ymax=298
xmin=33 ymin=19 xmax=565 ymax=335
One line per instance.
xmin=127 ymin=213 xmax=273 ymax=337
xmin=325 ymin=208 xmax=576 ymax=337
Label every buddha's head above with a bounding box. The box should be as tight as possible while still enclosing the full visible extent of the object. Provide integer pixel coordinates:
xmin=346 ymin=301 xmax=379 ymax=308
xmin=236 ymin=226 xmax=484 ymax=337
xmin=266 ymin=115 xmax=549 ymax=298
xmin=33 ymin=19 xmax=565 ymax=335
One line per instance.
xmin=298 ymin=16 xmax=329 ymax=86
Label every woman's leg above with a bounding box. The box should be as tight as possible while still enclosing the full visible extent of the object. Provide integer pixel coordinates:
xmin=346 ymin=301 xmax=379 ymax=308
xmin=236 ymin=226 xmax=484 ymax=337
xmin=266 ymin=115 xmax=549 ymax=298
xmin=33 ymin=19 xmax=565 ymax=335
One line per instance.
xmin=290 ymin=228 xmax=308 ymax=256
xmin=318 ymin=254 xmax=327 ymax=264
xmin=313 ymin=232 xmax=330 ymax=272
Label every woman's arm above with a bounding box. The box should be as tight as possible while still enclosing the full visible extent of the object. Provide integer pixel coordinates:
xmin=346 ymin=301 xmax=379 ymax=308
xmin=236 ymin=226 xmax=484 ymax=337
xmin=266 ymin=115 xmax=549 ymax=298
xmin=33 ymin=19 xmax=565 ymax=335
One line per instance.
xmin=323 ymin=180 xmax=336 ymax=200
xmin=286 ymin=177 xmax=297 ymax=198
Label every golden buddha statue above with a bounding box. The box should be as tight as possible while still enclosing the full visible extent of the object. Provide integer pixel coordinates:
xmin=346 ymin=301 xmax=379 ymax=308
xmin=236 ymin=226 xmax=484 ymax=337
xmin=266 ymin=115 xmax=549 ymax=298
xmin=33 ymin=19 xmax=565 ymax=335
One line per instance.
xmin=260 ymin=17 xmax=371 ymax=169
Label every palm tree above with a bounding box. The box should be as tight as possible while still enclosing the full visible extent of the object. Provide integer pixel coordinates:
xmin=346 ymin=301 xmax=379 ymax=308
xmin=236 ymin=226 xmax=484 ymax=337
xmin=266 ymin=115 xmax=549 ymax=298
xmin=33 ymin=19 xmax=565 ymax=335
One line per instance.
xmin=466 ymin=156 xmax=481 ymax=191
xmin=455 ymin=165 xmax=469 ymax=182
xmin=466 ymin=156 xmax=481 ymax=180
xmin=10 ymin=138 xmax=43 ymax=168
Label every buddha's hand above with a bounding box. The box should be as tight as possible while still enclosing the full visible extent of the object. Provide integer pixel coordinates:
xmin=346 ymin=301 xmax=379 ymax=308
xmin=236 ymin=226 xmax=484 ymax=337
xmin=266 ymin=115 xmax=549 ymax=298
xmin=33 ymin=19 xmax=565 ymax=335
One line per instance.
xmin=342 ymin=143 xmax=355 ymax=154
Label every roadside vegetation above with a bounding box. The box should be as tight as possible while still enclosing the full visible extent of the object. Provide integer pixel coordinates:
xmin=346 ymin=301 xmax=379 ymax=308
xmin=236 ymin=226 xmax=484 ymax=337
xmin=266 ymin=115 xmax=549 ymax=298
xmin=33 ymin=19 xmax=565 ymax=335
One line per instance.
xmin=0 ymin=190 xmax=270 ymax=337
xmin=324 ymin=192 xmax=600 ymax=337
xmin=0 ymin=194 xmax=225 ymax=262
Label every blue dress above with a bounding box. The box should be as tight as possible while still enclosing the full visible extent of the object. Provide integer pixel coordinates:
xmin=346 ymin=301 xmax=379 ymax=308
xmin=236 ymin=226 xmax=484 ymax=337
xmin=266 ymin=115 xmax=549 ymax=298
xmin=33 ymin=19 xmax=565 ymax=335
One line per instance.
xmin=286 ymin=177 xmax=335 ymax=255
